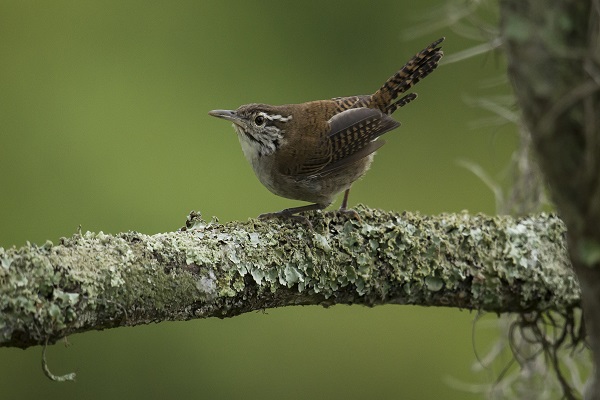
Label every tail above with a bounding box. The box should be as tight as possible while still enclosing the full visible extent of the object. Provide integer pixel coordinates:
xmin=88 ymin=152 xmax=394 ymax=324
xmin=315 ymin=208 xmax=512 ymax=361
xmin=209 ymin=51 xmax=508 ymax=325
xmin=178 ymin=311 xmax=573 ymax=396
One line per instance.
xmin=370 ymin=37 xmax=444 ymax=115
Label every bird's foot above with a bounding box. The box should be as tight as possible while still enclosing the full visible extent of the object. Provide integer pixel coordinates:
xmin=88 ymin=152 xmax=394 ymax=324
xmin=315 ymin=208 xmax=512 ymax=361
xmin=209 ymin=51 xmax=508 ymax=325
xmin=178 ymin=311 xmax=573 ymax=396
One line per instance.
xmin=258 ymin=211 xmax=313 ymax=229
xmin=326 ymin=207 xmax=362 ymax=222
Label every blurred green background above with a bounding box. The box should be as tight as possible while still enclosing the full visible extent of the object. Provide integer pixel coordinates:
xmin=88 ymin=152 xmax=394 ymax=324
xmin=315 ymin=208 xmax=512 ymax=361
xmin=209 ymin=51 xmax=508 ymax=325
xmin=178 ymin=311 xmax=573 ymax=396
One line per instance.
xmin=0 ymin=1 xmax=517 ymax=399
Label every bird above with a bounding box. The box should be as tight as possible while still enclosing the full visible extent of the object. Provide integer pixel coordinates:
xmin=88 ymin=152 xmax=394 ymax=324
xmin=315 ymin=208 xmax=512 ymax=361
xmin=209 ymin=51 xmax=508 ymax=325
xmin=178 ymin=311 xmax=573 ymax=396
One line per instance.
xmin=209 ymin=38 xmax=444 ymax=221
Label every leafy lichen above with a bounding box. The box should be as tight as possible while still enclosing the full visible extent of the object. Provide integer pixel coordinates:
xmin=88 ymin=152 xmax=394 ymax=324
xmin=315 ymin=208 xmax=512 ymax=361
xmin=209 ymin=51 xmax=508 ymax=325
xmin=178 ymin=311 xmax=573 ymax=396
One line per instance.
xmin=0 ymin=206 xmax=579 ymax=349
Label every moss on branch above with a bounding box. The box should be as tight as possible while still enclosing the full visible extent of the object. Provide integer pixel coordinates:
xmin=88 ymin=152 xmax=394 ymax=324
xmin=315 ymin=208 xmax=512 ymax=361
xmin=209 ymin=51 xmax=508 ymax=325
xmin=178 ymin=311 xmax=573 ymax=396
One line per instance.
xmin=0 ymin=206 xmax=578 ymax=349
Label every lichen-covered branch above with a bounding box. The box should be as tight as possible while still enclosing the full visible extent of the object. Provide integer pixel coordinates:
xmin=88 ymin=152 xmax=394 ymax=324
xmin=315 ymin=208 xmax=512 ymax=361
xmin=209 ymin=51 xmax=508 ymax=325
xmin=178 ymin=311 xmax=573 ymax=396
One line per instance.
xmin=0 ymin=206 xmax=578 ymax=349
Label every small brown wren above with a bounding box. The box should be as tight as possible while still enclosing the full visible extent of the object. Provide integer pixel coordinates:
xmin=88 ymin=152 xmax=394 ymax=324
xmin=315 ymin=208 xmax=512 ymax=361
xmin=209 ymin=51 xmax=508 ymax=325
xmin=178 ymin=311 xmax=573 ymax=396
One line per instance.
xmin=209 ymin=38 xmax=444 ymax=220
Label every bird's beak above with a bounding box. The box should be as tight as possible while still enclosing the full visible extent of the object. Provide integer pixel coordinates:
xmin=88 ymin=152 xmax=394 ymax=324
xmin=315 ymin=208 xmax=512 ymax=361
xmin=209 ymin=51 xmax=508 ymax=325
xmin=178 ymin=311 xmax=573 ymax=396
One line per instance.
xmin=208 ymin=109 xmax=245 ymax=127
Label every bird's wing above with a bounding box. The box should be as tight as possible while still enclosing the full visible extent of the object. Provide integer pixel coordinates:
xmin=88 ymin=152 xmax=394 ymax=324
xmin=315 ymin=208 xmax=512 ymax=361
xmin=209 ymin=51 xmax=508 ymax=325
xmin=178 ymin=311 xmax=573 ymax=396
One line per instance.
xmin=291 ymin=107 xmax=400 ymax=178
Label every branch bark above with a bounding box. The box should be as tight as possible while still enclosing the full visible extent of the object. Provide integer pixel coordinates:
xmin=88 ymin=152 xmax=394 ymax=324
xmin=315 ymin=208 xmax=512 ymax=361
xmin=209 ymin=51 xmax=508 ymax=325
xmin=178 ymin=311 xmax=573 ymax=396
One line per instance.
xmin=0 ymin=206 xmax=578 ymax=350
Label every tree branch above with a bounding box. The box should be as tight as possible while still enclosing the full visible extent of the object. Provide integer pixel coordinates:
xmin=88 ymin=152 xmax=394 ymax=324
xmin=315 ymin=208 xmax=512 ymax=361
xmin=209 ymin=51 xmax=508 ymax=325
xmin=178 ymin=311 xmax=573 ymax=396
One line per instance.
xmin=0 ymin=206 xmax=578 ymax=349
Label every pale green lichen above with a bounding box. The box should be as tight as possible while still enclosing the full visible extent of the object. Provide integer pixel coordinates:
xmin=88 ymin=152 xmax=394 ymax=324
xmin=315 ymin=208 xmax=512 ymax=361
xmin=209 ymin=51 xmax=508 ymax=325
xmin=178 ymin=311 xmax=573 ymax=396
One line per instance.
xmin=0 ymin=207 xmax=579 ymax=349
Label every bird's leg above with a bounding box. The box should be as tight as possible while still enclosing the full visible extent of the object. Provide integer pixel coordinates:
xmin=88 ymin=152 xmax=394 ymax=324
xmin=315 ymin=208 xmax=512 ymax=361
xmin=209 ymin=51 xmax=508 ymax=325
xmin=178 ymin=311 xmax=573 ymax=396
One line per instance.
xmin=340 ymin=188 xmax=351 ymax=210
xmin=333 ymin=188 xmax=360 ymax=220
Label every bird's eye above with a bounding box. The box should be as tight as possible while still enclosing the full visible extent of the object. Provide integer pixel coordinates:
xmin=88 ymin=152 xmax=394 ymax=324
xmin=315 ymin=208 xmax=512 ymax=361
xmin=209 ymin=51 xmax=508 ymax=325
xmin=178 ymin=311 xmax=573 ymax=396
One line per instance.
xmin=254 ymin=115 xmax=265 ymax=126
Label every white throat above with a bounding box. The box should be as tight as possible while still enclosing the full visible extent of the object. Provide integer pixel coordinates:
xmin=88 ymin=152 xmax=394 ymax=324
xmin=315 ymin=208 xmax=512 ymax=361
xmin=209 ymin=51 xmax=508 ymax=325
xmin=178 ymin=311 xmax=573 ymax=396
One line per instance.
xmin=233 ymin=124 xmax=261 ymax=163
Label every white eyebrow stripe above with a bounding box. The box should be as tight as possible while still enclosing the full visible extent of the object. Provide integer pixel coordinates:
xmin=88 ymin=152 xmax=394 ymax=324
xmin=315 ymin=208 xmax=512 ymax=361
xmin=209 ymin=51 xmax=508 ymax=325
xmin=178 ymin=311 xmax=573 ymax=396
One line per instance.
xmin=258 ymin=112 xmax=293 ymax=122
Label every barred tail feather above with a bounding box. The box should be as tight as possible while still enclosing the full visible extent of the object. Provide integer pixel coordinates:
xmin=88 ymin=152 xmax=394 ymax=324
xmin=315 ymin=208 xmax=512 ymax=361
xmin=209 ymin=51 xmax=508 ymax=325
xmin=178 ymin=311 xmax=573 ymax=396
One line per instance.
xmin=385 ymin=92 xmax=417 ymax=115
xmin=370 ymin=38 xmax=444 ymax=113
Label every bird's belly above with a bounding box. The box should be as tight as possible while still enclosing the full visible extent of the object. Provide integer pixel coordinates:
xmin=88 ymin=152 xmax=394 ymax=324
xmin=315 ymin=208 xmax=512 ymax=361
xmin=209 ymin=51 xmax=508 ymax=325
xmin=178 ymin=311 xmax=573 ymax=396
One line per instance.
xmin=251 ymin=154 xmax=375 ymax=205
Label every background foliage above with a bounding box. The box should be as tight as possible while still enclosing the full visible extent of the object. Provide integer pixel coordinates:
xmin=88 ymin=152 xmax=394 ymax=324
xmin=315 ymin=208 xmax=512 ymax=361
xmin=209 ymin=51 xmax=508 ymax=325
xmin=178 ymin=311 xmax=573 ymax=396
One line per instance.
xmin=0 ymin=1 xmax=516 ymax=398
